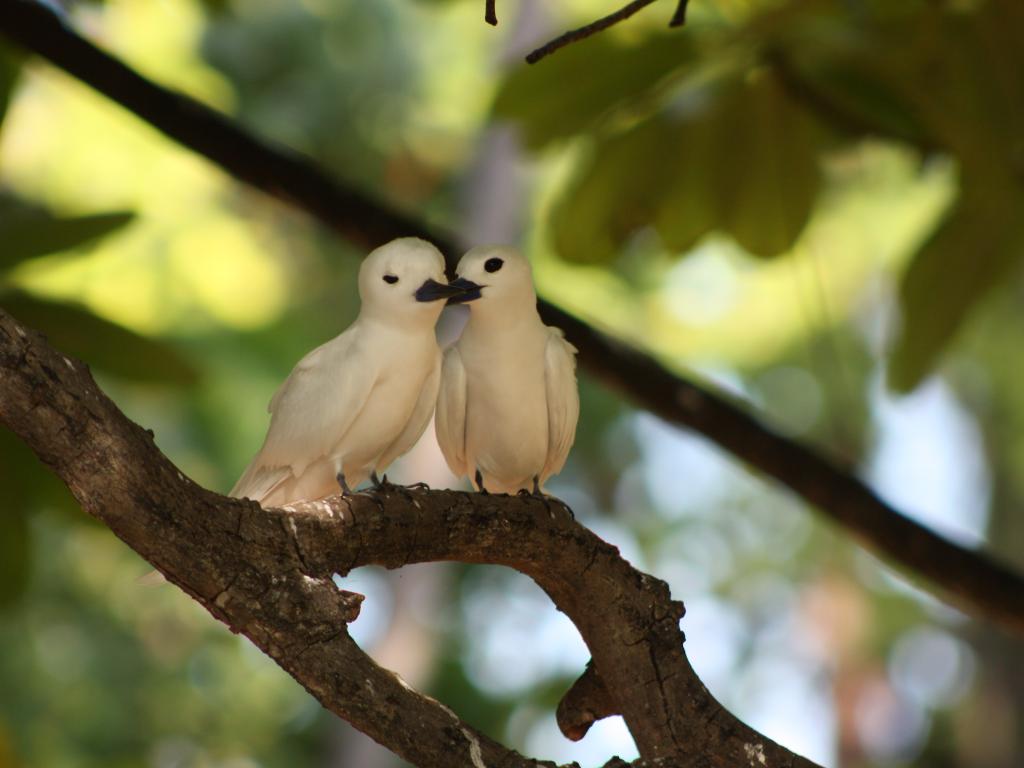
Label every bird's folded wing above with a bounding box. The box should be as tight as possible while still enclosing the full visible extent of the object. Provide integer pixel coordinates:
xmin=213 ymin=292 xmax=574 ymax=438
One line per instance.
xmin=541 ymin=327 xmax=579 ymax=481
xmin=229 ymin=463 xmax=291 ymax=503
xmin=376 ymin=351 xmax=442 ymax=471
xmin=258 ymin=330 xmax=377 ymax=474
xmin=435 ymin=346 xmax=468 ymax=478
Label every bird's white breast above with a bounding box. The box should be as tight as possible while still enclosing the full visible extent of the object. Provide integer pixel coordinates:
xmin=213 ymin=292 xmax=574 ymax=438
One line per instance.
xmin=460 ymin=322 xmax=549 ymax=491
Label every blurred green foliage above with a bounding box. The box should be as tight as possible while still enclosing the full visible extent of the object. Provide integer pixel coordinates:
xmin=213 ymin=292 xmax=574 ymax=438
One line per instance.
xmin=0 ymin=0 xmax=1023 ymax=767
xmin=495 ymin=0 xmax=1024 ymax=392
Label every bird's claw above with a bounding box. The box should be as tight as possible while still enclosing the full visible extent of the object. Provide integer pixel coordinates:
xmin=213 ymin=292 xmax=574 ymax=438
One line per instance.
xmin=370 ymin=473 xmax=428 ymax=505
xmin=361 ymin=487 xmax=388 ymax=514
xmin=527 ymin=477 xmax=574 ymax=520
xmin=390 ymin=483 xmax=420 ymax=505
xmin=474 ymin=469 xmax=489 ymax=494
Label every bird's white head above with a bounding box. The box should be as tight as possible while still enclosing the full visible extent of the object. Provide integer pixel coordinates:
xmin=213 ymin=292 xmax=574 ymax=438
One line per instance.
xmin=448 ymin=245 xmax=536 ymax=314
xmin=358 ymin=237 xmax=466 ymax=326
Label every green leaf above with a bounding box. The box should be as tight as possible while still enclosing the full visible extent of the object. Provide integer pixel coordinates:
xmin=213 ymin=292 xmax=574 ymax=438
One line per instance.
xmin=493 ymin=32 xmax=695 ymax=150
xmin=844 ymin=0 xmax=1024 ymax=164
xmin=782 ymin=58 xmax=934 ymax=149
xmin=708 ymin=71 xmax=822 ymax=257
xmin=888 ymin=180 xmax=1024 ymax=392
xmin=551 ymin=71 xmax=825 ymax=263
xmin=0 ymin=194 xmax=135 ymax=272
xmin=653 ymin=109 xmax=720 ymax=254
xmin=552 ymin=116 xmax=679 ymax=264
xmin=1 ymin=292 xmax=199 ymax=386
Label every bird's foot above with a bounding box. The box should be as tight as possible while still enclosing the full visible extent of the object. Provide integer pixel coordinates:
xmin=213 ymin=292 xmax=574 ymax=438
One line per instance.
xmin=371 ymin=472 xmax=428 ymax=504
xmin=391 ymin=482 xmax=426 ymax=505
xmin=336 ymin=472 xmax=354 ymax=497
xmin=474 ymin=469 xmax=489 ymax=495
xmin=362 ymin=488 xmax=388 ymax=514
xmin=530 ymin=476 xmax=574 ymax=520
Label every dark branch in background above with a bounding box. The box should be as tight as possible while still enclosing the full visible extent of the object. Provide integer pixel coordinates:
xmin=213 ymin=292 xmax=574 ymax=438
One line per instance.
xmin=485 ymin=0 xmax=497 ymax=26
xmin=2 ymin=0 xmax=1024 ymax=636
xmin=0 ymin=308 xmax=822 ymax=768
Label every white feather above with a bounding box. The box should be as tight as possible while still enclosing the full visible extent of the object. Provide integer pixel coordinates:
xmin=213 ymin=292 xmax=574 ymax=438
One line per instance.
xmin=436 ymin=245 xmax=579 ymax=494
xmin=435 ymin=346 xmax=468 ymax=479
xmin=541 ymin=327 xmax=579 ymax=482
xmin=375 ymin=350 xmax=442 ymax=472
xmin=230 ymin=237 xmax=452 ymax=507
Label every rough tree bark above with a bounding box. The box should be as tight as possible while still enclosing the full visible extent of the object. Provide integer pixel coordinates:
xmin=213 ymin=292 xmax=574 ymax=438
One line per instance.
xmin=2 ymin=0 xmax=1021 ymax=636
xmin=0 ymin=308 xmax=821 ymax=766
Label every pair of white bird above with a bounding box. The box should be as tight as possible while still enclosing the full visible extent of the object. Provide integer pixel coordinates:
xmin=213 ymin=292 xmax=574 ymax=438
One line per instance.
xmin=230 ymin=237 xmax=579 ymax=506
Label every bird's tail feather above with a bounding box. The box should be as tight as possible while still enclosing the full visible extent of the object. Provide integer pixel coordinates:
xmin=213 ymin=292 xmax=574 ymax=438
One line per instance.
xmin=230 ymin=460 xmax=291 ymax=505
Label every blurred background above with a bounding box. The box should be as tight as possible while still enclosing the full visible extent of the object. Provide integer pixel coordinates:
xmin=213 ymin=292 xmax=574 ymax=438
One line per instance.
xmin=1 ymin=0 xmax=1022 ymax=766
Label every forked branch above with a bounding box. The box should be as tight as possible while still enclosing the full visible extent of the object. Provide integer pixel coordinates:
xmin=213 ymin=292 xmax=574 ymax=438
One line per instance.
xmin=0 ymin=308 xmax=821 ymax=766
xmin=526 ymin=1 xmax=662 ymax=64
xmin=1 ymin=0 xmax=1022 ymax=637
xmin=483 ymin=0 xmax=690 ymax=64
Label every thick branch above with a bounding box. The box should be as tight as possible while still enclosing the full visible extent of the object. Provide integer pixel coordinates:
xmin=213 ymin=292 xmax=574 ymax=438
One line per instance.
xmin=0 ymin=310 xmax=550 ymax=768
xmin=0 ymin=307 xmax=822 ymax=766
xmin=1 ymin=0 xmax=1023 ymax=635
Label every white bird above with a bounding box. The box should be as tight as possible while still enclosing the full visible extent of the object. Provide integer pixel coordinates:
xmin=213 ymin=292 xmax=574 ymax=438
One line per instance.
xmin=436 ymin=245 xmax=579 ymax=495
xmin=231 ymin=237 xmax=469 ymax=507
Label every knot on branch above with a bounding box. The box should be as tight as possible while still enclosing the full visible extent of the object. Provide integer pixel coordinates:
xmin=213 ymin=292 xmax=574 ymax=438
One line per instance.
xmin=557 ymin=660 xmax=617 ymax=741
xmin=283 ymin=573 xmax=364 ymax=625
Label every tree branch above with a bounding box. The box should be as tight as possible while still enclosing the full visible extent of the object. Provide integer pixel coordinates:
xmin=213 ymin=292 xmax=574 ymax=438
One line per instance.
xmin=525 ymin=1 xmax=661 ymax=65
xmin=1 ymin=0 xmax=1023 ymax=636
xmin=482 ymin=0 xmax=687 ymax=62
xmin=0 ymin=307 xmax=822 ymax=767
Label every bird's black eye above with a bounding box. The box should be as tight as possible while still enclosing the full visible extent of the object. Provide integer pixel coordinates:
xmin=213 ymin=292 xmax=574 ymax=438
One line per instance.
xmin=383 ymin=274 xmax=399 ymax=284
xmin=484 ymin=257 xmax=504 ymax=274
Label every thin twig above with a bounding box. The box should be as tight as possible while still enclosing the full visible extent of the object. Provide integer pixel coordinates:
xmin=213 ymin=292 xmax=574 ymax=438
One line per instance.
xmin=526 ymin=0 xmax=660 ymax=64
xmin=669 ymin=0 xmax=689 ymax=27
xmin=485 ymin=0 xmax=497 ymax=26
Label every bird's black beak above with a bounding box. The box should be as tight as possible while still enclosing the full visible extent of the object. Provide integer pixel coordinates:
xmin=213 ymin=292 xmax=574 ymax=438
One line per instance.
xmin=444 ymin=277 xmax=483 ymax=305
xmin=414 ymin=278 xmax=473 ymax=303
